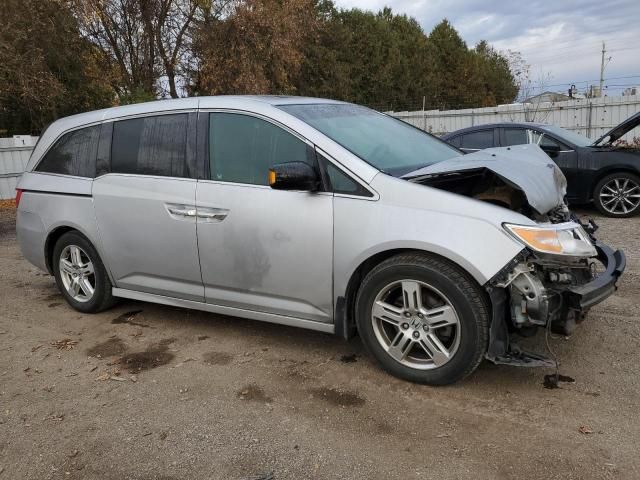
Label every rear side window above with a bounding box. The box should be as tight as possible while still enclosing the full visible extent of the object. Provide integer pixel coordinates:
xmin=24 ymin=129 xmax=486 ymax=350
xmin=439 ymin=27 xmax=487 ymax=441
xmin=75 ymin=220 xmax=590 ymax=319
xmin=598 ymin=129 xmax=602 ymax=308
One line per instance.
xmin=111 ymin=114 xmax=189 ymax=177
xmin=503 ymin=128 xmax=528 ymax=146
xmin=460 ymin=130 xmax=494 ymax=150
xmin=209 ymin=113 xmax=313 ymax=186
xmin=36 ymin=126 xmax=100 ymax=177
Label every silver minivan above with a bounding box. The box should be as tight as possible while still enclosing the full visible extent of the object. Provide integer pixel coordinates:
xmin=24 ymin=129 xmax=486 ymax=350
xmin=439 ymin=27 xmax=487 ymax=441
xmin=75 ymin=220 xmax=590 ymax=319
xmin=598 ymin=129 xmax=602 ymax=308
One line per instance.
xmin=16 ymin=96 xmax=625 ymax=385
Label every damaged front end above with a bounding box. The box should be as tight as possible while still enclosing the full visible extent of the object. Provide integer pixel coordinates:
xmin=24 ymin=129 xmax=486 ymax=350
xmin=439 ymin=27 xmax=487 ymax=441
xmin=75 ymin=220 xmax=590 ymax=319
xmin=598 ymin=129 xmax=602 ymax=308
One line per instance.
xmin=404 ymin=145 xmax=626 ymax=366
xmin=485 ymin=220 xmax=625 ymax=366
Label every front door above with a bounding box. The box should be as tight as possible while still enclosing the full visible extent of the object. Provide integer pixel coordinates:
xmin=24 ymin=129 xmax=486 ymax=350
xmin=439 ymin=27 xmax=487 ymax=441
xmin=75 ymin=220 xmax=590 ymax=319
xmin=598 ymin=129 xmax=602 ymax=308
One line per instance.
xmin=93 ymin=113 xmax=203 ymax=301
xmin=196 ymin=112 xmax=333 ymax=322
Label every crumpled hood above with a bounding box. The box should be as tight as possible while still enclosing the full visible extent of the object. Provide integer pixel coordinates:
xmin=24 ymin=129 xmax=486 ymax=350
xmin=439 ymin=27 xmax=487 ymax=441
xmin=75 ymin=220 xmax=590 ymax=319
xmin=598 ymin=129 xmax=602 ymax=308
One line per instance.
xmin=402 ymin=144 xmax=567 ymax=215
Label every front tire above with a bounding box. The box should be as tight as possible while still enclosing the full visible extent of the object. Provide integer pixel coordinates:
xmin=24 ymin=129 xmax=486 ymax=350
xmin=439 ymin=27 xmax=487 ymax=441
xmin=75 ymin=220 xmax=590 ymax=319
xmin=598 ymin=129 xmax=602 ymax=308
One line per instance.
xmin=593 ymin=172 xmax=640 ymax=218
xmin=52 ymin=231 xmax=115 ymax=313
xmin=355 ymin=253 xmax=489 ymax=385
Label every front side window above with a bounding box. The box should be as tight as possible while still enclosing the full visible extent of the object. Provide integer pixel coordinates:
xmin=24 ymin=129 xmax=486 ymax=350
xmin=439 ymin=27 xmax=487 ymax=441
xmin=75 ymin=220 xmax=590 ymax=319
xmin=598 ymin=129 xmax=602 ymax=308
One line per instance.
xmin=460 ymin=130 xmax=494 ymax=150
xmin=111 ymin=114 xmax=189 ymax=177
xmin=209 ymin=113 xmax=312 ymax=185
xmin=529 ymin=129 xmax=565 ymax=149
xmin=36 ymin=125 xmax=100 ymax=177
xmin=503 ymin=128 xmax=528 ymax=146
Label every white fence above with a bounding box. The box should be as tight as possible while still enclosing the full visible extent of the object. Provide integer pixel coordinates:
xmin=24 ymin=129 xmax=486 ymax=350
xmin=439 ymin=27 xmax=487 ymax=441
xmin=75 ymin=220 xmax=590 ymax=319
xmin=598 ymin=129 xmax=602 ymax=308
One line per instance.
xmin=2 ymin=95 xmax=639 ymax=199
xmin=389 ymin=94 xmax=640 ymax=140
xmin=0 ymin=136 xmax=38 ymax=200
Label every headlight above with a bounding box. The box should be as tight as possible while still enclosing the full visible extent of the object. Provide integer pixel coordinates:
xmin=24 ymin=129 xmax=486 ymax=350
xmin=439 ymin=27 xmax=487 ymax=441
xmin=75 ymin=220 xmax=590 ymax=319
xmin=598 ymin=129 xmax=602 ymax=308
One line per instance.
xmin=504 ymin=222 xmax=596 ymax=257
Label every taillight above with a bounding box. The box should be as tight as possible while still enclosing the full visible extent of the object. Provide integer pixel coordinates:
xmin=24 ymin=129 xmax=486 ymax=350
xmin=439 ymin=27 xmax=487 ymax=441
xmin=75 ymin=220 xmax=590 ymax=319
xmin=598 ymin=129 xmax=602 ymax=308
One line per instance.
xmin=15 ymin=189 xmax=23 ymax=208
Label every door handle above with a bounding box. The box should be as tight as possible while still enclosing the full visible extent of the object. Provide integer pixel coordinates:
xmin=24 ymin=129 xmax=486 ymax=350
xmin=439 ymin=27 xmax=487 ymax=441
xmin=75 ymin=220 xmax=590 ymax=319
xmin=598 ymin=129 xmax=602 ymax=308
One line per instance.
xmin=197 ymin=207 xmax=229 ymax=222
xmin=166 ymin=204 xmax=197 ymax=218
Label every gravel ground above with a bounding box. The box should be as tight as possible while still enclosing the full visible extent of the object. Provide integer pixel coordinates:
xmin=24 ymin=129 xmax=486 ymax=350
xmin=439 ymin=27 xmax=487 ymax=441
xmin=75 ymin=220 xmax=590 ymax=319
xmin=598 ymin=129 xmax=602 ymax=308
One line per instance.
xmin=1 ymin=203 xmax=639 ymax=480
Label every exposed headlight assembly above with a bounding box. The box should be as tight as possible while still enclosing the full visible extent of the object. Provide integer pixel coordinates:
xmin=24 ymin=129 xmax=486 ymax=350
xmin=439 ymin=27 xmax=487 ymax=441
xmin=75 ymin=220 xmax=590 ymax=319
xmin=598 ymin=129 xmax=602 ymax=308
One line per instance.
xmin=504 ymin=222 xmax=597 ymax=257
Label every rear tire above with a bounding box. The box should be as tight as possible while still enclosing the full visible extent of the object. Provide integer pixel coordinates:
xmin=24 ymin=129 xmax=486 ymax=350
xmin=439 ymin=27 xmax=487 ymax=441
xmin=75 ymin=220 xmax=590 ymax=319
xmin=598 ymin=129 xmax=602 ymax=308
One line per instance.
xmin=355 ymin=253 xmax=489 ymax=385
xmin=593 ymin=172 xmax=640 ymax=218
xmin=52 ymin=231 xmax=116 ymax=313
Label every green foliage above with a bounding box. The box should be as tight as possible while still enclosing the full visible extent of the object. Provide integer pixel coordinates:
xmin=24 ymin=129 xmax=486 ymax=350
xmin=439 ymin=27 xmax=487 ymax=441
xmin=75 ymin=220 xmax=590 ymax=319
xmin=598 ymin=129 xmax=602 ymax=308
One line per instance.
xmin=0 ymin=0 xmax=518 ymax=134
xmin=0 ymin=0 xmax=115 ymax=135
xmin=118 ymin=88 xmax=158 ymax=106
xmin=294 ymin=11 xmax=518 ymax=111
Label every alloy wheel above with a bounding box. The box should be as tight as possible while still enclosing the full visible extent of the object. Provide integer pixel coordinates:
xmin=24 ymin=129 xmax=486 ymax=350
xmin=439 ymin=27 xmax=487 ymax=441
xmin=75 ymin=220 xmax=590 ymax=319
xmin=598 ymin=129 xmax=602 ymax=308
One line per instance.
xmin=371 ymin=280 xmax=461 ymax=370
xmin=599 ymin=178 xmax=640 ymax=215
xmin=59 ymin=245 xmax=96 ymax=302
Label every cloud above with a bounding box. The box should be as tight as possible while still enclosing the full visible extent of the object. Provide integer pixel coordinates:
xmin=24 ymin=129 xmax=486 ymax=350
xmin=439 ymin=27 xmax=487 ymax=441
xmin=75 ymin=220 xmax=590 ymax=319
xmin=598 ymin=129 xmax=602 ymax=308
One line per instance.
xmin=334 ymin=0 xmax=640 ymax=95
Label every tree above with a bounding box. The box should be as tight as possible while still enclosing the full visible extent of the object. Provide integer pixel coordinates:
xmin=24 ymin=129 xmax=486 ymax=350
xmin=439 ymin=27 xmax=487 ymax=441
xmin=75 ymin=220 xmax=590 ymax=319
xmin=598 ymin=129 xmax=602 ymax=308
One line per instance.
xmin=71 ymin=0 xmax=160 ymax=100
xmin=506 ymin=50 xmax=553 ymax=121
xmin=0 ymin=0 xmax=114 ymax=135
xmin=191 ymin=0 xmax=317 ymax=95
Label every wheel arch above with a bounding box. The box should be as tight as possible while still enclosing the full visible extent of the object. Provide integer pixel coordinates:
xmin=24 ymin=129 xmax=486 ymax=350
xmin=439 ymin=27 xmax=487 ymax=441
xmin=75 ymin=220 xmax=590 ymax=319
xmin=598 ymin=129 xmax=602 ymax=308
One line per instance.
xmin=44 ymin=225 xmax=107 ymax=279
xmin=335 ymin=247 xmax=488 ymax=340
xmin=590 ymin=166 xmax=640 ymax=201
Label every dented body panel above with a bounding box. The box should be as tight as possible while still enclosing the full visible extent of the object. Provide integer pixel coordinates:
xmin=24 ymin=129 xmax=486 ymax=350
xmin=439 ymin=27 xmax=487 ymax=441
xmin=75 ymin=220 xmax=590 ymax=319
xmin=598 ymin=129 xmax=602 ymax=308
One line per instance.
xmin=403 ymin=145 xmax=567 ymax=215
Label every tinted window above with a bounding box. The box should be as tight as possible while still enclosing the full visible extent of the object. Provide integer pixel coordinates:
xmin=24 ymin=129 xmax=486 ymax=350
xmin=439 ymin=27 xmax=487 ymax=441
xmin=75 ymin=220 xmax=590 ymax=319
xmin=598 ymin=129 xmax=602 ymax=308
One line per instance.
xmin=36 ymin=126 xmax=100 ymax=177
xmin=460 ymin=130 xmax=494 ymax=150
xmin=111 ymin=114 xmax=189 ymax=177
xmin=209 ymin=113 xmax=312 ymax=185
xmin=503 ymin=128 xmax=528 ymax=146
xmin=321 ymin=156 xmax=372 ymax=197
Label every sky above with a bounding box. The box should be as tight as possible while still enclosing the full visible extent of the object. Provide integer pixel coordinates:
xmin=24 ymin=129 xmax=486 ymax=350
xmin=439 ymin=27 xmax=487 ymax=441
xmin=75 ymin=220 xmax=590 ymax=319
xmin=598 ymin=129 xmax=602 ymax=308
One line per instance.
xmin=334 ymin=0 xmax=640 ymax=96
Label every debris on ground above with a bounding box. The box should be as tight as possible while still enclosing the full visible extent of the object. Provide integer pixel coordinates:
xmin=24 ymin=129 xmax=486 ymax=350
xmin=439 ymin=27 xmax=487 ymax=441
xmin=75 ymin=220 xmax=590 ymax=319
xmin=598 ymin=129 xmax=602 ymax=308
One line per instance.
xmin=51 ymin=339 xmax=78 ymax=350
xmin=578 ymin=425 xmax=593 ymax=434
xmin=111 ymin=310 xmax=148 ymax=327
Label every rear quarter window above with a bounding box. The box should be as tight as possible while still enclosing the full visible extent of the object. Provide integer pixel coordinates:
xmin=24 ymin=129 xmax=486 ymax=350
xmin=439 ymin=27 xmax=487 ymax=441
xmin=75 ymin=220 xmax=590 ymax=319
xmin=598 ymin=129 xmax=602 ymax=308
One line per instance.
xmin=36 ymin=125 xmax=100 ymax=177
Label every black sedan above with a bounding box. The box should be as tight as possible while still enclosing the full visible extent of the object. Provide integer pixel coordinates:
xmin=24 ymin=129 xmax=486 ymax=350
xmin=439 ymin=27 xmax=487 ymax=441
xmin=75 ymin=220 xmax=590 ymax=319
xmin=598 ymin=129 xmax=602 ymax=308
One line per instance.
xmin=441 ymin=112 xmax=640 ymax=217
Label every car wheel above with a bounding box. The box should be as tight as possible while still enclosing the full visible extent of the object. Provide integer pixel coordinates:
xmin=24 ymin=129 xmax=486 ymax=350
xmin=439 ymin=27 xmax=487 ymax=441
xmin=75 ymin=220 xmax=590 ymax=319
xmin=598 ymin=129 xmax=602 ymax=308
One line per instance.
xmin=355 ymin=253 xmax=489 ymax=385
xmin=52 ymin=231 xmax=116 ymax=313
xmin=594 ymin=172 xmax=640 ymax=218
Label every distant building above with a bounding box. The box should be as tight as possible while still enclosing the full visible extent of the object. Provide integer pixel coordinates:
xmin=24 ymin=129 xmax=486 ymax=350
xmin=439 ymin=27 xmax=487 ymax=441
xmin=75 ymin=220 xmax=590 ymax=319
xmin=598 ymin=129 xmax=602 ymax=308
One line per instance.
xmin=523 ymin=91 xmax=571 ymax=103
xmin=623 ymin=86 xmax=639 ymax=96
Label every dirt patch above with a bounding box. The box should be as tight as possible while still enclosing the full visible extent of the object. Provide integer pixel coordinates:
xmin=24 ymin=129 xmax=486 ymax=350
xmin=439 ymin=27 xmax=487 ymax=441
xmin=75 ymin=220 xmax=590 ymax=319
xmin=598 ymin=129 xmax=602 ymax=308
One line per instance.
xmin=0 ymin=203 xmax=16 ymax=239
xmin=237 ymin=384 xmax=273 ymax=403
xmin=48 ymin=302 xmax=61 ymax=308
xmin=543 ymin=374 xmax=576 ymax=389
xmin=202 ymin=351 xmax=233 ymax=365
xmin=310 ymin=387 xmax=365 ymax=407
xmin=112 ymin=310 xmax=149 ymax=327
xmin=119 ymin=338 xmax=175 ymax=373
xmin=197 ymin=335 xmax=210 ymax=341
xmin=339 ymin=353 xmax=358 ymax=363
xmin=87 ymin=337 xmax=128 ymax=358
xmin=43 ymin=293 xmax=62 ymax=302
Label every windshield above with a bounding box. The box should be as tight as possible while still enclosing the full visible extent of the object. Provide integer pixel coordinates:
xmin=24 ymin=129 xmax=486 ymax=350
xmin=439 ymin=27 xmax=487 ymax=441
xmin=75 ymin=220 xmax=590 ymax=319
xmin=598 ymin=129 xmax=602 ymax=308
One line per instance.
xmin=542 ymin=125 xmax=593 ymax=147
xmin=279 ymin=103 xmax=461 ymax=176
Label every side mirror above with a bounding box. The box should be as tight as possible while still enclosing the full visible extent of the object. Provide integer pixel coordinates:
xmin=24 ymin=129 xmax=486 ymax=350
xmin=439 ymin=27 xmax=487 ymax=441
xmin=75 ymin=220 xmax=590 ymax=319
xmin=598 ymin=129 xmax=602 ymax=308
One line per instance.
xmin=541 ymin=144 xmax=561 ymax=157
xmin=268 ymin=162 xmax=319 ymax=191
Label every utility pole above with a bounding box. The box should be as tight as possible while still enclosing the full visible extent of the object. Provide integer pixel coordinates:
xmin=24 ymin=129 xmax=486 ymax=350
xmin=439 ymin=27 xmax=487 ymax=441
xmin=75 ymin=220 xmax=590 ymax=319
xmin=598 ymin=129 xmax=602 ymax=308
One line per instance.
xmin=599 ymin=41 xmax=606 ymax=97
